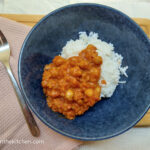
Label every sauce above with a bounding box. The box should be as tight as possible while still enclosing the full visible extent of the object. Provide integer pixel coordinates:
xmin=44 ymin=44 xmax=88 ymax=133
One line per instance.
xmin=42 ymin=44 xmax=103 ymax=119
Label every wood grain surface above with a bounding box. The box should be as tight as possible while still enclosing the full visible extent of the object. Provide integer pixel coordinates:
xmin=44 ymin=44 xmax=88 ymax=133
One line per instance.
xmin=0 ymin=14 xmax=150 ymax=127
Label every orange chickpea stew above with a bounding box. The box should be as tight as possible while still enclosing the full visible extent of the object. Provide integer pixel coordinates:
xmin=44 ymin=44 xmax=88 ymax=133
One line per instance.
xmin=41 ymin=44 xmax=103 ymax=119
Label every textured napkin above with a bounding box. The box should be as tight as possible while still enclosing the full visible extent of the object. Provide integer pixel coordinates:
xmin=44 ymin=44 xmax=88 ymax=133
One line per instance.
xmin=0 ymin=17 xmax=81 ymax=150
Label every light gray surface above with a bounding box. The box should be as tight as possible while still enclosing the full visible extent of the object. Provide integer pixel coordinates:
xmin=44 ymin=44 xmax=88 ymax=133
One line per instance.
xmin=0 ymin=0 xmax=149 ymax=19
xmin=0 ymin=0 xmax=150 ymax=150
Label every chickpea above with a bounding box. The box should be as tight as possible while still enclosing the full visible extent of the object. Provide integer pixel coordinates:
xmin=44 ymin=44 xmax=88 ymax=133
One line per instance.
xmin=47 ymin=96 xmax=52 ymax=102
xmin=89 ymin=77 xmax=97 ymax=82
xmin=85 ymin=75 xmax=90 ymax=82
xmin=79 ymin=60 xmax=89 ymax=69
xmin=81 ymin=82 xmax=91 ymax=90
xmin=101 ymin=80 xmax=107 ymax=85
xmin=43 ymin=71 xmax=51 ymax=80
xmin=63 ymin=103 xmax=68 ymax=111
xmin=93 ymin=86 xmax=101 ymax=101
xmin=81 ymin=72 xmax=90 ymax=82
xmin=79 ymin=49 xmax=86 ymax=58
xmin=43 ymin=88 xmax=47 ymax=94
xmin=77 ymin=110 xmax=83 ymax=115
xmin=96 ymin=86 xmax=101 ymax=93
xmin=59 ymin=79 xmax=67 ymax=87
xmin=69 ymin=56 xmax=79 ymax=66
xmin=65 ymin=76 xmax=79 ymax=87
xmin=71 ymin=77 xmax=79 ymax=87
xmin=49 ymin=89 xmax=60 ymax=98
xmin=88 ymin=100 xmax=95 ymax=107
xmin=70 ymin=66 xmax=82 ymax=77
xmin=62 ymin=103 xmax=72 ymax=111
xmin=83 ymin=106 xmax=89 ymax=111
xmin=90 ymin=67 xmax=99 ymax=75
xmin=41 ymin=80 xmax=47 ymax=87
xmin=77 ymin=99 xmax=84 ymax=105
xmin=67 ymin=105 xmax=72 ymax=110
xmin=59 ymin=64 xmax=68 ymax=75
xmin=74 ymin=90 xmax=83 ymax=101
xmin=90 ymin=68 xmax=100 ymax=81
xmin=85 ymin=89 xmax=93 ymax=97
xmin=66 ymin=111 xmax=75 ymax=120
xmin=50 ymin=67 xmax=59 ymax=77
xmin=93 ymin=56 xmax=102 ymax=65
xmin=88 ymin=82 xmax=95 ymax=88
xmin=72 ymin=103 xmax=79 ymax=111
xmin=47 ymin=102 xmax=52 ymax=107
xmin=44 ymin=64 xmax=51 ymax=70
xmin=51 ymin=106 xmax=58 ymax=112
xmin=47 ymin=79 xmax=57 ymax=89
xmin=86 ymin=44 xmax=97 ymax=50
xmin=65 ymin=89 xmax=74 ymax=101
xmin=53 ymin=56 xmax=65 ymax=66
xmin=53 ymin=99 xmax=60 ymax=106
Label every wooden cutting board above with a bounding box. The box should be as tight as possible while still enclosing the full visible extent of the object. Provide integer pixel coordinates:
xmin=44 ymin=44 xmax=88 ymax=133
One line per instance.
xmin=1 ymin=14 xmax=150 ymax=127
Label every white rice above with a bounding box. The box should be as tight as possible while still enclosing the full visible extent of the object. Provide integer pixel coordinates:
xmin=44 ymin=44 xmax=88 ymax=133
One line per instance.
xmin=61 ymin=32 xmax=128 ymax=98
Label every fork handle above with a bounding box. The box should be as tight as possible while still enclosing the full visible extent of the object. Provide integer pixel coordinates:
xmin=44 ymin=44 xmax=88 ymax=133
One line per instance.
xmin=5 ymin=63 xmax=40 ymax=137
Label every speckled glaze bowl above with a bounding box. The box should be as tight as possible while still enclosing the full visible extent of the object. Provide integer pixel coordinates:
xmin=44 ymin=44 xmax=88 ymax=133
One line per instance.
xmin=18 ymin=3 xmax=150 ymax=140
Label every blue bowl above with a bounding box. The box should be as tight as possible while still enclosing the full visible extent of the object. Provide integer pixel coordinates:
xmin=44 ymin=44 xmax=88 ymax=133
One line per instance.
xmin=18 ymin=3 xmax=150 ymax=141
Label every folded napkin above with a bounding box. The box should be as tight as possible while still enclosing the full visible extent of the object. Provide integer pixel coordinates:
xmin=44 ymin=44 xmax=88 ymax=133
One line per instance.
xmin=0 ymin=17 xmax=81 ymax=150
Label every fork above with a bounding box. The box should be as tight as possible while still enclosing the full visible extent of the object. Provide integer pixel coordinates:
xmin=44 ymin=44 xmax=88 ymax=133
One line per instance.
xmin=0 ymin=30 xmax=40 ymax=137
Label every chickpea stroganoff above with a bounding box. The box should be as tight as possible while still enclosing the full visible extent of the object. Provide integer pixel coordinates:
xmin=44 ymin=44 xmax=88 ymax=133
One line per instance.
xmin=42 ymin=32 xmax=128 ymax=120
xmin=42 ymin=44 xmax=102 ymax=119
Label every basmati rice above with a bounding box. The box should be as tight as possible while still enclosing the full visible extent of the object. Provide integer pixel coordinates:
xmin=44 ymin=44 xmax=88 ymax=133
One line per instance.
xmin=61 ymin=32 xmax=128 ymax=98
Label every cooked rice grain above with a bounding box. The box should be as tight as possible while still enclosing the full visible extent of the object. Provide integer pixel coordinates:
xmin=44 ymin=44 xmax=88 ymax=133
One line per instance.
xmin=61 ymin=32 xmax=128 ymax=98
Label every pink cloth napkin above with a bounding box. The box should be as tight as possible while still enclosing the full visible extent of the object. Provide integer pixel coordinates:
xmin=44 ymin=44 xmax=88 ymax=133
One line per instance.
xmin=0 ymin=17 xmax=82 ymax=150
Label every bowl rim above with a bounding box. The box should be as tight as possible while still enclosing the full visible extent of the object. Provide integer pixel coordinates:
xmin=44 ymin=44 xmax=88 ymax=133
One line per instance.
xmin=18 ymin=3 xmax=150 ymax=141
